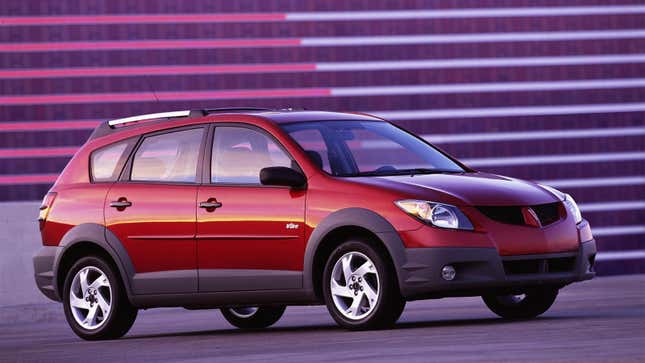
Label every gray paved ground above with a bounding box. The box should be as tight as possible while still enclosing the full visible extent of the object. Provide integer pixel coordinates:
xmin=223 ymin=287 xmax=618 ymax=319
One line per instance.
xmin=1 ymin=275 xmax=644 ymax=363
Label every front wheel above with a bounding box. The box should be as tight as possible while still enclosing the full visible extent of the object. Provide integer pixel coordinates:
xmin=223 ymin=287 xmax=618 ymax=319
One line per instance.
xmin=482 ymin=287 xmax=559 ymax=319
xmin=220 ymin=306 xmax=286 ymax=329
xmin=322 ymin=240 xmax=405 ymax=330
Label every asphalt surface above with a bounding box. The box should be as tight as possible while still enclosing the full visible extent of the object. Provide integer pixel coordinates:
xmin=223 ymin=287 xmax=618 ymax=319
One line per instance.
xmin=1 ymin=275 xmax=644 ymax=363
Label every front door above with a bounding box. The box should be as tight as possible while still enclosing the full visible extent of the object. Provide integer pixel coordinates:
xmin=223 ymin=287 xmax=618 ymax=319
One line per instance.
xmin=197 ymin=125 xmax=306 ymax=292
xmin=105 ymin=126 xmax=206 ymax=294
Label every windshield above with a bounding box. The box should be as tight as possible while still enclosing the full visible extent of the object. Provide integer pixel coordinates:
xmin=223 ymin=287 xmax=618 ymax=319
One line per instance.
xmin=281 ymin=121 xmax=465 ymax=177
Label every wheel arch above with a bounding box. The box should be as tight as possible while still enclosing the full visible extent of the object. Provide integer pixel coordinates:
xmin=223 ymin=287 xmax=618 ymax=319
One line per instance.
xmin=303 ymin=208 xmax=407 ymax=301
xmin=53 ymin=223 xmax=136 ymax=304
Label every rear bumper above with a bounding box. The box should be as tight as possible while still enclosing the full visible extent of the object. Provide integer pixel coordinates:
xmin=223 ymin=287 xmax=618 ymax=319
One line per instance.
xmin=399 ymin=239 xmax=596 ymax=299
xmin=33 ymin=246 xmax=60 ymax=302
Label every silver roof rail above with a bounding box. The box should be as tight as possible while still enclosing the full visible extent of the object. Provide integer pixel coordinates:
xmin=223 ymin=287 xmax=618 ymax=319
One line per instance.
xmin=107 ymin=110 xmax=191 ymax=128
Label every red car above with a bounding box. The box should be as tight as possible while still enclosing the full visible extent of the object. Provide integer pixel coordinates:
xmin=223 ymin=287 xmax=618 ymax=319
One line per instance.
xmin=34 ymin=108 xmax=596 ymax=340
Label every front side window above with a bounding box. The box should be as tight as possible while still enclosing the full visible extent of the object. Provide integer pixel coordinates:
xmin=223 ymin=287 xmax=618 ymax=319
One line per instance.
xmin=282 ymin=121 xmax=465 ymax=177
xmin=131 ymin=128 xmax=203 ymax=183
xmin=211 ymin=126 xmax=292 ymax=184
xmin=286 ymin=128 xmax=332 ymax=174
xmin=91 ymin=140 xmax=129 ymax=182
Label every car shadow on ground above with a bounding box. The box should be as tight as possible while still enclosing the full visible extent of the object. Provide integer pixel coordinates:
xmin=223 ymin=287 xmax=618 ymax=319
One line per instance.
xmin=123 ymin=315 xmax=581 ymax=341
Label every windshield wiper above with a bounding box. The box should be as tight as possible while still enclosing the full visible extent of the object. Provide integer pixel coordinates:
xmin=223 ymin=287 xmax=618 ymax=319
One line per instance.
xmin=400 ymin=168 xmax=462 ymax=177
xmin=344 ymin=168 xmax=462 ymax=177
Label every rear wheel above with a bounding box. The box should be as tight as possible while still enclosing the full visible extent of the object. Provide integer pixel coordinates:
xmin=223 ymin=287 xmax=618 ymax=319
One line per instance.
xmin=482 ymin=287 xmax=558 ymax=319
xmin=62 ymin=256 xmax=137 ymax=340
xmin=322 ymin=240 xmax=405 ymax=330
xmin=220 ymin=306 xmax=286 ymax=329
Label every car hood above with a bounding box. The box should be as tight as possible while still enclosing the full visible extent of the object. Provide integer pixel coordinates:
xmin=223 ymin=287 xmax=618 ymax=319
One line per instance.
xmin=353 ymin=172 xmax=561 ymax=206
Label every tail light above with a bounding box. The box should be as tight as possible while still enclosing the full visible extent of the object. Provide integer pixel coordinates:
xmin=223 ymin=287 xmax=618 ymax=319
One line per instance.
xmin=38 ymin=192 xmax=57 ymax=230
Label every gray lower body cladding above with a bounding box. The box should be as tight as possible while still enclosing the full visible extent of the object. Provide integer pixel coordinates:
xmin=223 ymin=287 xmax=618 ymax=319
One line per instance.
xmin=33 ymin=246 xmax=59 ymax=301
xmin=399 ymin=240 xmax=597 ymax=300
xmin=33 ymin=240 xmax=596 ymax=307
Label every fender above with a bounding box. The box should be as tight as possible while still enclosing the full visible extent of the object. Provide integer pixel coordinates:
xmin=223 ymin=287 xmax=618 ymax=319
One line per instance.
xmin=302 ymin=208 xmax=408 ymax=299
xmin=52 ymin=223 xmax=136 ymax=303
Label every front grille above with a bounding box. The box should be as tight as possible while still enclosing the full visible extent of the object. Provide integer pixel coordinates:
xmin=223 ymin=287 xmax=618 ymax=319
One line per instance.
xmin=476 ymin=202 xmax=563 ymax=227
xmin=503 ymin=259 xmax=541 ymax=274
xmin=503 ymin=256 xmax=576 ymax=275
xmin=547 ymin=257 xmax=576 ymax=273
xmin=531 ymin=202 xmax=562 ymax=226
xmin=475 ymin=206 xmax=524 ymax=225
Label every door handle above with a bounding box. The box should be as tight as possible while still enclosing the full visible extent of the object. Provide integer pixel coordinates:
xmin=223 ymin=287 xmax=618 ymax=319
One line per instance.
xmin=110 ymin=200 xmax=132 ymax=208
xmin=199 ymin=200 xmax=222 ymax=209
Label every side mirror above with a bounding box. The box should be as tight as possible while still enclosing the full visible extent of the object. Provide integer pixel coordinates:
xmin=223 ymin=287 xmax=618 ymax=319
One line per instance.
xmin=260 ymin=167 xmax=307 ymax=188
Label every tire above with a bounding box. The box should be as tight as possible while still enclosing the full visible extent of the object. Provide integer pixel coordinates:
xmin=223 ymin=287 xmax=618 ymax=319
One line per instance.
xmin=62 ymin=256 xmax=137 ymax=340
xmin=220 ymin=306 xmax=286 ymax=329
xmin=482 ymin=287 xmax=559 ymax=320
xmin=322 ymin=239 xmax=405 ymax=330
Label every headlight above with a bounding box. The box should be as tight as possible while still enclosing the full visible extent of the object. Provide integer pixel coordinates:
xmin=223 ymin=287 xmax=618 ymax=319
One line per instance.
xmin=395 ymin=200 xmax=474 ymax=230
xmin=563 ymin=193 xmax=582 ymax=224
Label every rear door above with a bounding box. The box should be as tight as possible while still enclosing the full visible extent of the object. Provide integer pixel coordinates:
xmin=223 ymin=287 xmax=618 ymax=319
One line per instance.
xmin=197 ymin=125 xmax=306 ymax=292
xmin=105 ymin=126 xmax=206 ymax=295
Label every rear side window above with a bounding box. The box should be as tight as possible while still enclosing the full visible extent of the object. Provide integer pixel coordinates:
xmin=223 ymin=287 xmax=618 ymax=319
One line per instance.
xmin=131 ymin=128 xmax=203 ymax=183
xmin=90 ymin=141 xmax=130 ymax=182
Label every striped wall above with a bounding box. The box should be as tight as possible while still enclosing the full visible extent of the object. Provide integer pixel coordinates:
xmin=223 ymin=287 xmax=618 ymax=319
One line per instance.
xmin=0 ymin=1 xmax=643 ymax=275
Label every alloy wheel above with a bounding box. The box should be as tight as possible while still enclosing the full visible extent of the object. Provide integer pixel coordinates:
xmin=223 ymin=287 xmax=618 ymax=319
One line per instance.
xmin=497 ymin=294 xmax=527 ymax=306
xmin=69 ymin=266 xmax=112 ymax=330
xmin=228 ymin=307 xmax=259 ymax=318
xmin=330 ymin=251 xmax=380 ymax=320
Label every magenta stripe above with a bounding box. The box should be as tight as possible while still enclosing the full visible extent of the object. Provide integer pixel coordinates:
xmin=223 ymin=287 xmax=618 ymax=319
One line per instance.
xmin=1 ymin=120 xmax=101 ymax=131
xmin=0 ymin=147 xmax=78 ymax=158
xmin=0 ymin=13 xmax=287 ymax=26
xmin=0 ymin=174 xmax=58 ymax=184
xmin=0 ymin=38 xmax=301 ymax=52
xmin=0 ymin=88 xmax=332 ymax=105
xmin=0 ymin=63 xmax=317 ymax=79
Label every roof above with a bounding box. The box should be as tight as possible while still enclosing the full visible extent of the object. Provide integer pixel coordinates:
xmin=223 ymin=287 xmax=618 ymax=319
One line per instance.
xmin=253 ymin=110 xmax=384 ymax=124
xmin=89 ymin=108 xmax=384 ymax=140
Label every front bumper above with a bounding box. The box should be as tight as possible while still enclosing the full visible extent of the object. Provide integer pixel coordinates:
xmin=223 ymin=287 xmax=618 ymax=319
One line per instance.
xmin=399 ymin=239 xmax=596 ymax=299
xmin=33 ymin=246 xmax=60 ymax=302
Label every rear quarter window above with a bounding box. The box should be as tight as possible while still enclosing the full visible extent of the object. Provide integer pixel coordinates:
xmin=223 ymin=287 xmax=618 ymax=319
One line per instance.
xmin=90 ymin=140 xmax=130 ymax=182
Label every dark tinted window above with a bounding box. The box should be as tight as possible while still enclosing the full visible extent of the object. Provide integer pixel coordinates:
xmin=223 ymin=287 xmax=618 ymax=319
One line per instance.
xmin=131 ymin=128 xmax=203 ymax=183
